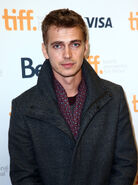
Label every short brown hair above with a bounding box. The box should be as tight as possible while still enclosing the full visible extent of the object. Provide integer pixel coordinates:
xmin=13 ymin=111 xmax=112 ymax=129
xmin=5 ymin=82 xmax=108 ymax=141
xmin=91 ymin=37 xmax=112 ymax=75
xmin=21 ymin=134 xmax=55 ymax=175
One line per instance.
xmin=42 ymin=8 xmax=87 ymax=44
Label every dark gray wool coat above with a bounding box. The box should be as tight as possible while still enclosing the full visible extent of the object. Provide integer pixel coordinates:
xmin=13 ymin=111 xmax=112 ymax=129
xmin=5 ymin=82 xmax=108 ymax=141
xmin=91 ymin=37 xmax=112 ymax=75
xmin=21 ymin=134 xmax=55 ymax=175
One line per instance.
xmin=9 ymin=59 xmax=137 ymax=185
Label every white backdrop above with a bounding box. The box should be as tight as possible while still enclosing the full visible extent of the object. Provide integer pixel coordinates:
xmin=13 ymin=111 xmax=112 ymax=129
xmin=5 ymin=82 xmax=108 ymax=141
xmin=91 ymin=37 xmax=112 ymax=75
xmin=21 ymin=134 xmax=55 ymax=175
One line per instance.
xmin=0 ymin=0 xmax=138 ymax=184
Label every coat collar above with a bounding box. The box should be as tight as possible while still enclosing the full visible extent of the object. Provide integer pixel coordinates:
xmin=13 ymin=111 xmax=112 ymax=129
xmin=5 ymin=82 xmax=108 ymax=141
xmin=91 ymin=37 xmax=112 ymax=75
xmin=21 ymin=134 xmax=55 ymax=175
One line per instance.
xmin=82 ymin=59 xmax=113 ymax=115
xmin=75 ymin=59 xmax=112 ymax=142
xmin=26 ymin=59 xmax=112 ymax=141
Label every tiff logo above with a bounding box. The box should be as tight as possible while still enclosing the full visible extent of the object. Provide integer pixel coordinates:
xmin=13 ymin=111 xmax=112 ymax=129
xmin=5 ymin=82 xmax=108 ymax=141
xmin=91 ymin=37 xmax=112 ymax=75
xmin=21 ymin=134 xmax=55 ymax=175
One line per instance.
xmin=87 ymin=55 xmax=103 ymax=74
xmin=128 ymin=12 xmax=138 ymax=31
xmin=132 ymin=95 xmax=138 ymax=112
xmin=2 ymin=9 xmax=37 ymax=31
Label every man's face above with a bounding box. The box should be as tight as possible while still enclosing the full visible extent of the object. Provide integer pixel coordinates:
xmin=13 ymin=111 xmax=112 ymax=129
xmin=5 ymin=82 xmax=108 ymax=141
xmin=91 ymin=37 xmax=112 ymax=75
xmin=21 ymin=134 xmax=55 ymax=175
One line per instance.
xmin=42 ymin=26 xmax=88 ymax=79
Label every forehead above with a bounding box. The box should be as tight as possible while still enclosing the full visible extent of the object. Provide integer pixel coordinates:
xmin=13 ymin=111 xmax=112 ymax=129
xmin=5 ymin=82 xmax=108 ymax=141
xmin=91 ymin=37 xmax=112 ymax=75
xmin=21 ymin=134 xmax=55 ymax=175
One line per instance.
xmin=46 ymin=26 xmax=84 ymax=43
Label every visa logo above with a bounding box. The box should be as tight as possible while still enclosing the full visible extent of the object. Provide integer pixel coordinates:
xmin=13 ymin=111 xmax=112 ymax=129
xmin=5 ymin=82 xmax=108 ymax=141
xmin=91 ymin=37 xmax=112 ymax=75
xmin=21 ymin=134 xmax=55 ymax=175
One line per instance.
xmin=85 ymin=17 xmax=113 ymax=28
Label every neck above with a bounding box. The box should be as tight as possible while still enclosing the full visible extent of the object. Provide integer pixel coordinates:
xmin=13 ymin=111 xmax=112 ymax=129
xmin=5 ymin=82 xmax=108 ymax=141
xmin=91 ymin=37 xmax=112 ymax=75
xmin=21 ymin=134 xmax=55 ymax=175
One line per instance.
xmin=53 ymin=71 xmax=82 ymax=97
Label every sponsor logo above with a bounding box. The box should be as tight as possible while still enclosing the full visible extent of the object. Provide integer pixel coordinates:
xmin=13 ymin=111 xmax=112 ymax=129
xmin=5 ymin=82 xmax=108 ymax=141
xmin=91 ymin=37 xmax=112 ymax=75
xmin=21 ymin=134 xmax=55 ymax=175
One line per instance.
xmin=132 ymin=95 xmax=138 ymax=112
xmin=102 ymin=59 xmax=127 ymax=74
xmin=2 ymin=9 xmax=37 ymax=31
xmin=88 ymin=56 xmax=127 ymax=75
xmin=85 ymin=17 xmax=113 ymax=28
xmin=21 ymin=58 xmax=42 ymax=78
xmin=88 ymin=55 xmax=103 ymax=74
xmin=0 ymin=165 xmax=8 ymax=176
xmin=128 ymin=12 xmax=138 ymax=31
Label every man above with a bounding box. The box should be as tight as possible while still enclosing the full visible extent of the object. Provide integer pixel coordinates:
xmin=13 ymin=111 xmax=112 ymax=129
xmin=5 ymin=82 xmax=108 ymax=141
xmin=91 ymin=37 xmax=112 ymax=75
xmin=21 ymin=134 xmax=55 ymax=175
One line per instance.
xmin=9 ymin=9 xmax=137 ymax=185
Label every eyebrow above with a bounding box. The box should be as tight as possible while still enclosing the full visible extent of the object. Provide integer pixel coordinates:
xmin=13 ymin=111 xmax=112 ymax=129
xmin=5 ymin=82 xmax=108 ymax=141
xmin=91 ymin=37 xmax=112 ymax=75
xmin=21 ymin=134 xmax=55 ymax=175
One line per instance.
xmin=50 ymin=40 xmax=82 ymax=46
xmin=70 ymin=40 xmax=82 ymax=44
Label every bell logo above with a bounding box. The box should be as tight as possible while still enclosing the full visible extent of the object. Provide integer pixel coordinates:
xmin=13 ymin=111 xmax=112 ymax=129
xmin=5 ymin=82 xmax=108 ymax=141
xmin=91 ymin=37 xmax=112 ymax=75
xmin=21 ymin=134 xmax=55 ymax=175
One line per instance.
xmin=87 ymin=56 xmax=103 ymax=74
xmin=2 ymin=9 xmax=37 ymax=31
xmin=21 ymin=58 xmax=42 ymax=78
xmin=128 ymin=12 xmax=138 ymax=31
xmin=132 ymin=95 xmax=138 ymax=112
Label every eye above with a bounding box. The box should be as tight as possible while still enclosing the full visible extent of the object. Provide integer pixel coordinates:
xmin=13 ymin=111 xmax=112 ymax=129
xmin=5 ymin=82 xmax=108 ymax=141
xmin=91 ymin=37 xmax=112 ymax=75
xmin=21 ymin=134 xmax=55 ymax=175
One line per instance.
xmin=53 ymin=44 xmax=60 ymax=49
xmin=53 ymin=43 xmax=63 ymax=49
xmin=71 ymin=42 xmax=80 ymax=48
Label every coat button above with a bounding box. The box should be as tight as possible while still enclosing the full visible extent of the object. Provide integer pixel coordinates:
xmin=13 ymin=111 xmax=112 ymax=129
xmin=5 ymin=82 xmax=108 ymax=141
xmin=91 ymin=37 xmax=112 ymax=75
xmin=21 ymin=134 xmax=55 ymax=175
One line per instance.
xmin=30 ymin=105 xmax=34 ymax=109
xmin=97 ymin=105 xmax=100 ymax=110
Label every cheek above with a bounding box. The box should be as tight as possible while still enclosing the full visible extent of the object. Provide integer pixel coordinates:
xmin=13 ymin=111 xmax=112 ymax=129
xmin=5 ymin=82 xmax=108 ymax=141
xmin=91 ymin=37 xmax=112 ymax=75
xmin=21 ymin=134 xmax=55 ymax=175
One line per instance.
xmin=50 ymin=61 xmax=59 ymax=72
xmin=74 ymin=48 xmax=85 ymax=56
xmin=74 ymin=52 xmax=85 ymax=60
xmin=49 ymin=50 xmax=62 ymax=59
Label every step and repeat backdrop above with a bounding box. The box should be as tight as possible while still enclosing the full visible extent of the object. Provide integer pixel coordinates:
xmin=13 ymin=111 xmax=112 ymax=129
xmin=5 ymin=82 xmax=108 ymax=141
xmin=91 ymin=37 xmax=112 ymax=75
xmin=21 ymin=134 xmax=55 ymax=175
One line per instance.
xmin=0 ymin=0 xmax=138 ymax=184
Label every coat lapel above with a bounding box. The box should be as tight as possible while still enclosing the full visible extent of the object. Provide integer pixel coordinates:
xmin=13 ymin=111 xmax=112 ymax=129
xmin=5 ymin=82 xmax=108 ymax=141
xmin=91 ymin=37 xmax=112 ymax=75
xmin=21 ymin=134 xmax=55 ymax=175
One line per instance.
xmin=77 ymin=60 xmax=113 ymax=142
xmin=77 ymin=91 xmax=112 ymax=142
xmin=25 ymin=96 xmax=75 ymax=140
xmin=25 ymin=59 xmax=75 ymax=140
xmin=25 ymin=59 xmax=112 ymax=142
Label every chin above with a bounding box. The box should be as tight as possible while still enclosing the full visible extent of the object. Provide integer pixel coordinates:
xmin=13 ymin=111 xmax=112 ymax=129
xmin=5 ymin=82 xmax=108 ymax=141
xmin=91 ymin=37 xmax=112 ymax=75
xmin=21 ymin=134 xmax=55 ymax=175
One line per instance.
xmin=61 ymin=71 xmax=81 ymax=78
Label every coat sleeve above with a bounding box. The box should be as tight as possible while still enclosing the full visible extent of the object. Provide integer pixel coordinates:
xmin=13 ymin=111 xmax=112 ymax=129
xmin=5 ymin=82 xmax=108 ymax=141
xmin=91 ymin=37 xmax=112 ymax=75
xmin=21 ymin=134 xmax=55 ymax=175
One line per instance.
xmin=109 ymin=87 xmax=137 ymax=185
xmin=9 ymin=99 xmax=43 ymax=185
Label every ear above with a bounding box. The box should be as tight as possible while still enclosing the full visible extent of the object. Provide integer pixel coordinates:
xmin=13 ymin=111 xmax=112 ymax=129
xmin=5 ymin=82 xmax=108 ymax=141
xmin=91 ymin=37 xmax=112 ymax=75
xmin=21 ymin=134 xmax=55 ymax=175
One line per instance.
xmin=42 ymin=43 xmax=49 ymax=59
xmin=84 ymin=40 xmax=89 ymax=59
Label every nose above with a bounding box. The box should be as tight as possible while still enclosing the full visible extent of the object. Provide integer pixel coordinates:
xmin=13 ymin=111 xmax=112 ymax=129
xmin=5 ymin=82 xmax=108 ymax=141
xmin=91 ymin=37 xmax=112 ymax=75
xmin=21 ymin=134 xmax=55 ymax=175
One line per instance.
xmin=63 ymin=46 xmax=72 ymax=59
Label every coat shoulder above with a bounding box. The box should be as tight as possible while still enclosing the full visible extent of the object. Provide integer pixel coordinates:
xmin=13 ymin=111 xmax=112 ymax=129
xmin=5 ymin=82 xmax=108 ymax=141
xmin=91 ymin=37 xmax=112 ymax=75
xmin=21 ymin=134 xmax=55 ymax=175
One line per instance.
xmin=101 ymin=78 xmax=124 ymax=95
xmin=100 ymin=78 xmax=127 ymax=105
xmin=11 ymin=85 xmax=40 ymax=111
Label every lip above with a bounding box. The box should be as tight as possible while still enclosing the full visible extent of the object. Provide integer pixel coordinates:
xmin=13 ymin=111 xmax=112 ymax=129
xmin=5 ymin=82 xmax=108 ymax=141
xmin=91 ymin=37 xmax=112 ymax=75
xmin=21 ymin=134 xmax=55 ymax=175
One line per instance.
xmin=61 ymin=63 xmax=75 ymax=68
